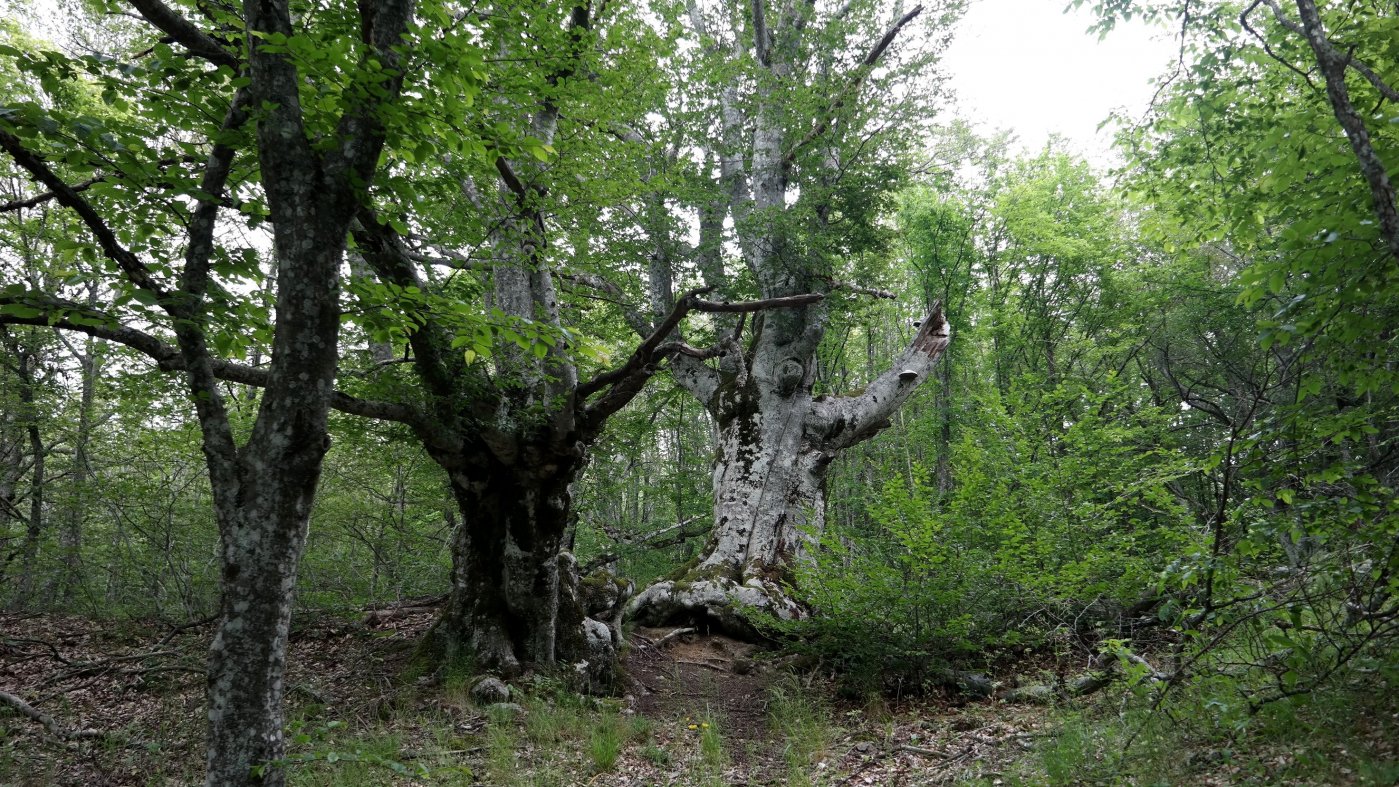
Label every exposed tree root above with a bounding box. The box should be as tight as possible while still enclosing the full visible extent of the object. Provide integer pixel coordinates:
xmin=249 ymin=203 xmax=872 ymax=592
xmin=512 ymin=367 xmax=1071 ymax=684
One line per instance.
xmin=626 ymin=577 xmax=802 ymax=638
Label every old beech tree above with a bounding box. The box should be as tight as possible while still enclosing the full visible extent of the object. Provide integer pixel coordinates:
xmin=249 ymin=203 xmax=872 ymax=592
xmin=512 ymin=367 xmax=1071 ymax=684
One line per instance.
xmin=629 ymin=0 xmax=955 ymax=628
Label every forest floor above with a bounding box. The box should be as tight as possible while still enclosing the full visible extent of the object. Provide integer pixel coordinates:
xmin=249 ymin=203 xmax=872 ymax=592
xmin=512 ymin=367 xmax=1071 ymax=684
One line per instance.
xmin=1 ymin=610 xmax=1394 ymax=786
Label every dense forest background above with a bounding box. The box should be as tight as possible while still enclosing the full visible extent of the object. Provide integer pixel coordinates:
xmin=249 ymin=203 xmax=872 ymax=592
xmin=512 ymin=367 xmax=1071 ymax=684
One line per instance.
xmin=0 ymin=0 xmax=1395 ymax=784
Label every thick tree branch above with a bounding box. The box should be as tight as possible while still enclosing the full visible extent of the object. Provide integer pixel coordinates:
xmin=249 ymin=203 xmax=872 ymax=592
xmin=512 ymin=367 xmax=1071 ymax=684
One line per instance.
xmin=0 ymin=690 xmax=108 ymax=741
xmin=353 ymin=211 xmax=468 ymax=410
xmin=245 ymin=0 xmax=317 ymax=223
xmin=494 ymin=155 xmax=529 ymax=200
xmin=179 ymin=85 xmax=251 ymax=309
xmin=0 ymin=155 xmax=223 ymax=215
xmin=784 ymin=4 xmax=923 ymax=164
xmin=164 ymin=83 xmax=255 ymax=488
xmin=809 ymin=303 xmax=949 ymax=450
xmin=1249 ymin=0 xmax=1399 ymax=104
xmin=325 ymin=0 xmax=415 ymax=189
xmin=823 ymin=277 xmax=896 ymax=299
xmin=577 ymin=289 xmax=821 ymax=425
xmin=751 ymin=0 xmax=771 ymax=64
xmin=126 ymin=0 xmax=240 ymax=69
xmin=669 ymin=353 xmax=723 ymax=405
xmin=0 ymin=129 xmax=170 ymax=301
xmin=403 ymin=247 xmax=492 ymax=271
xmin=0 ymin=295 xmax=426 ymax=427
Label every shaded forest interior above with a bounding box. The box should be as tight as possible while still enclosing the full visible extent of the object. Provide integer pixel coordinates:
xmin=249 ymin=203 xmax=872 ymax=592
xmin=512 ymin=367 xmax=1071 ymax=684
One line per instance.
xmin=0 ymin=0 xmax=1396 ymax=784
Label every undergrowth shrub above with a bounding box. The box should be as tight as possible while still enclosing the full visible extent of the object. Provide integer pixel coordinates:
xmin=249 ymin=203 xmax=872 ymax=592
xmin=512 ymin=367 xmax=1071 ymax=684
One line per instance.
xmin=763 ymin=467 xmax=1034 ymax=694
xmin=781 ymin=529 xmax=1028 ymax=695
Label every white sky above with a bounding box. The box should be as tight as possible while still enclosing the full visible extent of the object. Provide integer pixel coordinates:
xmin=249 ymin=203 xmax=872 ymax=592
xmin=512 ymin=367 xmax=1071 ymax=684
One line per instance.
xmin=940 ymin=0 xmax=1180 ymax=162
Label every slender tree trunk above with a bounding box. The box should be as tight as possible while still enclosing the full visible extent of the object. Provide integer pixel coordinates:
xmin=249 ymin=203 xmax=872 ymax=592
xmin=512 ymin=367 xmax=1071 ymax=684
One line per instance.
xmin=0 ymin=439 xmax=17 ymax=590
xmin=11 ymin=343 xmax=44 ymax=608
xmin=203 ymin=450 xmax=326 ymax=785
xmin=52 ymin=335 xmax=98 ymax=604
xmin=935 ymin=348 xmax=953 ymax=494
xmin=200 ymin=214 xmax=346 ymax=784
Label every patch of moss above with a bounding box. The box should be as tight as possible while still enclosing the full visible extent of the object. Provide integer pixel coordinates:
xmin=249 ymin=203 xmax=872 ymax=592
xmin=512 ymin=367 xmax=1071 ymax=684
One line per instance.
xmin=402 ymin=618 xmax=476 ymax=687
xmin=663 ymin=556 xmax=744 ymax=587
xmin=662 ymin=555 xmax=701 ymax=583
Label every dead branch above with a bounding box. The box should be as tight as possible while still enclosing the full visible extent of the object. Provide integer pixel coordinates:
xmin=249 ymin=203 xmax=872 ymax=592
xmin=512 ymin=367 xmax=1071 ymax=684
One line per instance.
xmin=823 ymin=278 xmax=897 ymax=299
xmin=784 ymin=5 xmax=924 ymax=163
xmin=155 ymin=613 xmax=218 ymax=647
xmin=0 ymin=635 xmax=74 ymax=666
xmin=0 ymin=690 xmax=107 ymax=742
xmin=674 ymin=658 xmax=729 ymax=672
xmin=362 ymin=593 xmax=449 ymax=624
xmin=652 ymin=627 xmax=696 ymax=648
xmin=39 ymin=649 xmax=182 ymax=689
xmin=598 ymin=515 xmax=707 ymax=548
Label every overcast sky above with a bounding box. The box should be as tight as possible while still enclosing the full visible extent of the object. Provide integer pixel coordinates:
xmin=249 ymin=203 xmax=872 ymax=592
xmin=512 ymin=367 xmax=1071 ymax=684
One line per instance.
xmin=940 ymin=0 xmax=1180 ymax=162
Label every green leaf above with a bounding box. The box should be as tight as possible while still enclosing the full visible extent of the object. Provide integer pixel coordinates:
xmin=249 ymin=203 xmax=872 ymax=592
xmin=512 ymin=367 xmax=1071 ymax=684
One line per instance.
xmin=0 ymin=303 xmax=43 ymax=319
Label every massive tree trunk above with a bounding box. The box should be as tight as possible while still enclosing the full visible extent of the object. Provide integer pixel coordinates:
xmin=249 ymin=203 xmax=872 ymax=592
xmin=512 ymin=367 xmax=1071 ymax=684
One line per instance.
xmin=356 ymin=198 xmax=816 ymax=682
xmin=631 ymin=311 xmax=950 ymax=630
xmin=203 ymin=406 xmax=333 ymax=785
xmin=423 ymin=446 xmax=598 ymax=676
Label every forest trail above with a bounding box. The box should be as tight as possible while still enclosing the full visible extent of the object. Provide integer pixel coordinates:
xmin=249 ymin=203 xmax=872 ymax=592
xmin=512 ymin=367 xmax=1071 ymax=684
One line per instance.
xmin=1 ymin=611 xmax=1060 ymax=786
xmin=622 ymin=627 xmax=782 ymax=782
xmin=611 ymin=626 xmax=1051 ymax=786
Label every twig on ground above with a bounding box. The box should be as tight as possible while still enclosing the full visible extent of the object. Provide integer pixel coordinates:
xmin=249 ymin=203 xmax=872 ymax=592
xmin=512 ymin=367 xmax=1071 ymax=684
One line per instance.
xmin=651 ymin=627 xmax=696 ymax=648
xmin=156 ymin=613 xmax=217 ymax=646
xmin=0 ymin=690 xmax=109 ymax=742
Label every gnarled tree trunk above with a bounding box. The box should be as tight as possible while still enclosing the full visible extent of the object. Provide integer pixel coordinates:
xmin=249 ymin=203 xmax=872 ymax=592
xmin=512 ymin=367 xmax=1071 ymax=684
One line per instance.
xmin=423 ymin=448 xmax=601 ymax=677
xmin=631 ymin=311 xmax=950 ymax=630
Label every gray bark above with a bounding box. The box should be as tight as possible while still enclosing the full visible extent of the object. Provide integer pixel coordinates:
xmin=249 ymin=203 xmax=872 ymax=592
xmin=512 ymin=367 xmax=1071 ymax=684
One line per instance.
xmin=630 ymin=1 xmax=945 ymax=628
xmin=49 ymin=329 xmax=100 ymax=605
xmin=631 ymin=311 xmax=950 ymax=629
xmin=1288 ymin=0 xmax=1399 ymax=262
xmin=200 ymin=0 xmax=413 ymax=781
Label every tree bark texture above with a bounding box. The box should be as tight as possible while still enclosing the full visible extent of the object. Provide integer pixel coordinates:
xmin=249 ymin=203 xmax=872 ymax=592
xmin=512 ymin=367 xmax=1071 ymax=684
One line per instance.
xmin=419 ymin=448 xmax=618 ymax=689
xmin=51 ymin=332 xmax=99 ymax=604
xmin=197 ymin=0 xmax=413 ymax=780
xmin=437 ymin=448 xmax=579 ymax=667
xmin=631 ymin=311 xmax=950 ymax=630
xmin=630 ymin=1 xmax=945 ymax=630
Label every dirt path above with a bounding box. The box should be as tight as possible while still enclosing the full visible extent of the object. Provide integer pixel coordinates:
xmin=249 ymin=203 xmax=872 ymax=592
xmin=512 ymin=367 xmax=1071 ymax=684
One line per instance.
xmin=608 ymin=626 xmax=1056 ymax=786
xmin=623 ymin=627 xmax=784 ymax=781
xmin=1 ymin=612 xmax=1055 ymax=786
